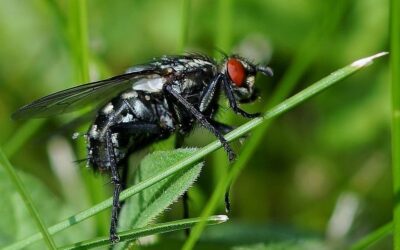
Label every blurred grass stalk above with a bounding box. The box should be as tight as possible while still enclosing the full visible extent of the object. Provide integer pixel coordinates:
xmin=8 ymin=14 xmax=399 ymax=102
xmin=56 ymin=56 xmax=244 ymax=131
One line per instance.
xmin=179 ymin=0 xmax=190 ymax=53
xmin=328 ymin=0 xmax=398 ymax=248
xmin=0 ymin=149 xmax=57 ymax=249
xmin=189 ymin=0 xmax=349 ymax=247
xmin=392 ymin=0 xmax=400 ymax=249
xmin=215 ymin=0 xmax=232 ymax=54
xmin=210 ymin=0 xmax=233 ymax=198
xmin=5 ymin=52 xmax=387 ymax=250
xmin=67 ymin=0 xmax=109 ymax=236
xmin=3 ymin=120 xmax=45 ymax=158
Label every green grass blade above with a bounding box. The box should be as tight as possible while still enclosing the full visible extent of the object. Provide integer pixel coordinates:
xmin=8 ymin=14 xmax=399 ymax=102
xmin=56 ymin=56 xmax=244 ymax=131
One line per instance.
xmin=3 ymin=120 xmax=45 ymax=158
xmin=69 ymin=0 xmax=89 ymax=83
xmin=59 ymin=215 xmax=228 ymax=250
xmin=4 ymin=52 xmax=387 ymax=250
xmin=0 ymin=148 xmax=57 ymax=250
xmin=68 ymin=0 xmax=110 ymax=236
xmin=182 ymin=52 xmax=388 ymax=250
xmin=214 ymin=0 xmax=232 ymax=58
xmin=350 ymin=222 xmax=393 ymax=250
xmin=210 ymin=0 xmax=233 ymax=182
xmin=179 ymin=0 xmax=190 ymax=53
xmin=392 ymin=0 xmax=400 ymax=249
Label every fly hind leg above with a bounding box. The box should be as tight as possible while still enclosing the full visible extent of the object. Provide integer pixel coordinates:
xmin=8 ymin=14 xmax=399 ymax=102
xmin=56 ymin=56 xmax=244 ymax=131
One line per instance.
xmin=107 ymin=121 xmax=165 ymax=242
xmin=104 ymin=130 xmax=122 ymax=243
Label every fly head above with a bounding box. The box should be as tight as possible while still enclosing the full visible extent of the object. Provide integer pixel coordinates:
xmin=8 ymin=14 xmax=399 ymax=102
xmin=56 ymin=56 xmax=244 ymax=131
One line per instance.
xmin=222 ymin=55 xmax=273 ymax=103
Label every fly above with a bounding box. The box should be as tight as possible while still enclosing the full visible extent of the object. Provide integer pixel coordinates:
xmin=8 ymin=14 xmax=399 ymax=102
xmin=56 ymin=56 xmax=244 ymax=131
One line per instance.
xmin=12 ymin=53 xmax=273 ymax=243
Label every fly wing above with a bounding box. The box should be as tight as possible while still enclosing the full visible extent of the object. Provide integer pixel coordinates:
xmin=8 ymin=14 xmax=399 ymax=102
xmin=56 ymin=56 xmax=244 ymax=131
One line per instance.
xmin=12 ymin=65 xmax=161 ymax=120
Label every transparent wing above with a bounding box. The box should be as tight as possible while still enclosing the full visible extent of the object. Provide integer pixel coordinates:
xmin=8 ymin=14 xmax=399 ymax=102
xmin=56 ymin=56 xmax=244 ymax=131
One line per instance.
xmin=12 ymin=65 xmax=160 ymax=120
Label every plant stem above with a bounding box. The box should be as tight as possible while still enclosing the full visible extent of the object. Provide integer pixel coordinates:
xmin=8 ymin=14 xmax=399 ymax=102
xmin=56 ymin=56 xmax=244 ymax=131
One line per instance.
xmin=0 ymin=148 xmax=57 ymax=250
xmin=4 ymin=52 xmax=387 ymax=250
xmin=392 ymin=0 xmax=400 ymax=248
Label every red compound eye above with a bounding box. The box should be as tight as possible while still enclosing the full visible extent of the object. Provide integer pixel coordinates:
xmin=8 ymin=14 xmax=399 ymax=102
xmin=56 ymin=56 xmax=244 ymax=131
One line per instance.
xmin=227 ymin=58 xmax=246 ymax=87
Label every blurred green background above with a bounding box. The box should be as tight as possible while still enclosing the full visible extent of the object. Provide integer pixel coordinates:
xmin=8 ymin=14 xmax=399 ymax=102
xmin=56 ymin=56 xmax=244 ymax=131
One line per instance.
xmin=0 ymin=0 xmax=390 ymax=249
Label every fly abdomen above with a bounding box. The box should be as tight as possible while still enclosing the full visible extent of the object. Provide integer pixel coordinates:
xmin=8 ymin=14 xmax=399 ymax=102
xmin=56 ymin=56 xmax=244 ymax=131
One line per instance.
xmin=87 ymin=90 xmax=175 ymax=171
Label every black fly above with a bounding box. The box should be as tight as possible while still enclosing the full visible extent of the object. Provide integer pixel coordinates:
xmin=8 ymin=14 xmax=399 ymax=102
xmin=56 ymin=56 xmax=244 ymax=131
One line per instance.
xmin=12 ymin=53 xmax=273 ymax=243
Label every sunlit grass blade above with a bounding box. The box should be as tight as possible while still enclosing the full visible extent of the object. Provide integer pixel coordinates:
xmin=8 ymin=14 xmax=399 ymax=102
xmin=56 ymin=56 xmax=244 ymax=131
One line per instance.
xmin=0 ymin=148 xmax=57 ymax=250
xmin=4 ymin=52 xmax=387 ymax=250
xmin=182 ymin=52 xmax=389 ymax=250
xmin=350 ymin=222 xmax=393 ymax=250
xmin=59 ymin=215 xmax=228 ymax=250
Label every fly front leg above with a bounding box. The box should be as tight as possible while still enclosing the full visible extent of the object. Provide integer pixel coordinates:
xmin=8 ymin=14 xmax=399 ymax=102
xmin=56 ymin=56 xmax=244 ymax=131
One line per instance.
xmin=210 ymin=120 xmax=234 ymax=134
xmin=222 ymin=76 xmax=260 ymax=118
xmin=199 ymin=74 xmax=222 ymax=112
xmin=164 ymin=84 xmax=236 ymax=162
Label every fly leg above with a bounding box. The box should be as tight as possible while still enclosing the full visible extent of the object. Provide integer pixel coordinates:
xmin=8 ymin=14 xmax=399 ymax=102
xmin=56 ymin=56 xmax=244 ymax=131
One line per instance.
xmin=108 ymin=122 xmax=163 ymax=243
xmin=164 ymin=84 xmax=236 ymax=162
xmin=175 ymin=132 xmax=191 ymax=236
xmin=105 ymin=130 xmax=122 ymax=243
xmin=222 ymin=75 xmax=260 ymax=118
xmin=199 ymin=74 xmax=222 ymax=112
xmin=209 ymin=120 xmax=234 ymax=213
xmin=210 ymin=120 xmax=234 ymax=134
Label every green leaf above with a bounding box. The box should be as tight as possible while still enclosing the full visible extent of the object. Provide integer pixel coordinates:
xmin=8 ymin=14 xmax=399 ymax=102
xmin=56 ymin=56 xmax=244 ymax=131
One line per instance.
xmin=114 ymin=148 xmax=203 ymax=249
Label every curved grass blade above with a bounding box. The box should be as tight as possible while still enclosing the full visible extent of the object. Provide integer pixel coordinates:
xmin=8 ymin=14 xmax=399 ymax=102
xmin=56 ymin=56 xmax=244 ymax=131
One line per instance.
xmin=59 ymin=215 xmax=228 ymax=250
xmin=4 ymin=52 xmax=387 ymax=250
xmin=350 ymin=222 xmax=393 ymax=250
xmin=0 ymin=148 xmax=57 ymax=249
